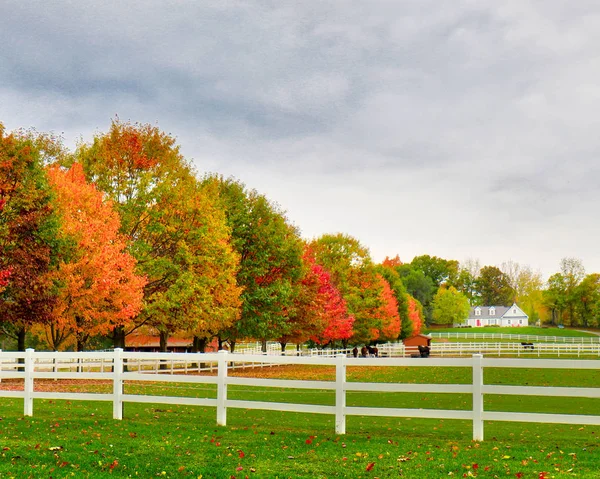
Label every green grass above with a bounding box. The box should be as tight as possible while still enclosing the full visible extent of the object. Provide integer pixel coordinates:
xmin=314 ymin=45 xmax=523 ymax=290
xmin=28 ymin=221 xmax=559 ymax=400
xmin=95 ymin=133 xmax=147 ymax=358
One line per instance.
xmin=1 ymin=365 xmax=600 ymax=478
xmin=425 ymin=327 xmax=599 ymax=337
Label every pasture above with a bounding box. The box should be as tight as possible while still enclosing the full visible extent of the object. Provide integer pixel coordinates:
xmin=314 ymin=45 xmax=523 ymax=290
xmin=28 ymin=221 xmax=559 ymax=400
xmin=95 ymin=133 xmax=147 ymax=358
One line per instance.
xmin=1 ymin=363 xmax=599 ymax=478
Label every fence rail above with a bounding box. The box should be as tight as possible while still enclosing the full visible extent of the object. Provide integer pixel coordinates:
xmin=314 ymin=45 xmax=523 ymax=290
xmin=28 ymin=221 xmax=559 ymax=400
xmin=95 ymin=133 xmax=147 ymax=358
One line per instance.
xmin=1 ymin=349 xmax=599 ymax=441
xmin=429 ymin=332 xmax=600 ymax=343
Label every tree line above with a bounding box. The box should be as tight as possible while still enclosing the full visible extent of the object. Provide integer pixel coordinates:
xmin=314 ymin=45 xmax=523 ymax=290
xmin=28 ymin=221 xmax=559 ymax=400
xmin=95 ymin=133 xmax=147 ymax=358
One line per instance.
xmin=1 ymin=120 xmax=597 ymax=352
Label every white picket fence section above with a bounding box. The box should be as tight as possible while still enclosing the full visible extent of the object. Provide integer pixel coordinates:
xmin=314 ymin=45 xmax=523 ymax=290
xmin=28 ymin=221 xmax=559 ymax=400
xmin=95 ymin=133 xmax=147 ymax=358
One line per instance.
xmin=430 ymin=332 xmax=600 ymax=343
xmin=1 ymin=349 xmax=599 ymax=441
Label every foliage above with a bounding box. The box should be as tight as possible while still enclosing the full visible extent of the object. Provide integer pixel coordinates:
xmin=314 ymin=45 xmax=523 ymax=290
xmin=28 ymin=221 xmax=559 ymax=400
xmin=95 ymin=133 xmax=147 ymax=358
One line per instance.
xmin=0 ymin=124 xmax=62 ymax=350
xmin=575 ymin=273 xmax=600 ymax=328
xmin=406 ymin=294 xmax=424 ymax=335
xmin=288 ymin=248 xmax=354 ymax=346
xmin=431 ymin=286 xmax=471 ymax=325
xmin=42 ymin=164 xmax=146 ymax=351
xmin=373 ymin=273 xmax=401 ymax=341
xmin=75 ymin=120 xmax=242 ymax=351
xmin=397 ymin=266 xmax=435 ymax=323
xmin=204 ymin=175 xmax=303 ymax=349
xmin=475 ymin=265 xmax=513 ymax=306
xmin=376 ymin=263 xmax=411 ymax=339
xmin=309 ymin=234 xmax=384 ymax=344
xmin=410 ymin=254 xmax=459 ymax=289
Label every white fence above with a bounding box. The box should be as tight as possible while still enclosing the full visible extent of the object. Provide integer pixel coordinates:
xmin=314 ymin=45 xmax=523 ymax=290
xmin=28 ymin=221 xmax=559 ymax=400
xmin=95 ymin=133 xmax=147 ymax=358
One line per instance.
xmin=430 ymin=332 xmax=600 ymax=343
xmin=1 ymin=349 xmax=600 ymax=441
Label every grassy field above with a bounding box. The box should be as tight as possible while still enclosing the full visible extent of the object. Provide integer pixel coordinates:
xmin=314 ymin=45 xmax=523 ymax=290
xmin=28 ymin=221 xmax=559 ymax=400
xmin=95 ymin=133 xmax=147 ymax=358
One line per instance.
xmin=425 ymin=327 xmax=599 ymax=338
xmin=1 ymin=365 xmax=599 ymax=478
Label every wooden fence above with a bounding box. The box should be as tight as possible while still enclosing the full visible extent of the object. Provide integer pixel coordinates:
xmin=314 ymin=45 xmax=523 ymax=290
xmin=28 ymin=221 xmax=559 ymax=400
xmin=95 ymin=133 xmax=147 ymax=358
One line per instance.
xmin=1 ymin=349 xmax=600 ymax=441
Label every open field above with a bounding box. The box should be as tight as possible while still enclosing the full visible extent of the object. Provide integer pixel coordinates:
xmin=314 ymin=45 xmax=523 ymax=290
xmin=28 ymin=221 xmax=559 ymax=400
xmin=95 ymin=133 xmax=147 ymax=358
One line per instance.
xmin=426 ymin=327 xmax=599 ymax=338
xmin=1 ymin=365 xmax=599 ymax=478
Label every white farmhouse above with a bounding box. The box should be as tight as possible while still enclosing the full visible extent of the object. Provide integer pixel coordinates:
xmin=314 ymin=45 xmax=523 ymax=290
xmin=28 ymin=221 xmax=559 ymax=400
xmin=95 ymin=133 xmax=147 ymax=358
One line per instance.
xmin=465 ymin=303 xmax=528 ymax=327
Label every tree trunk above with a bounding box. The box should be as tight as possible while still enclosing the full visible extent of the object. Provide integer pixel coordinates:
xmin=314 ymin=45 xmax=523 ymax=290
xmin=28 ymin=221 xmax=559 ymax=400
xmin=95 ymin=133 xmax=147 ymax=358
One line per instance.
xmin=159 ymin=330 xmax=168 ymax=370
xmin=192 ymin=336 xmax=208 ymax=369
xmin=17 ymin=326 xmax=26 ymax=371
xmin=280 ymin=342 xmax=287 ymax=354
xmin=229 ymin=340 xmax=236 ymax=353
xmin=113 ymin=326 xmax=126 ymax=349
xmin=17 ymin=326 xmax=26 ymax=351
xmin=261 ymin=339 xmax=267 ymax=353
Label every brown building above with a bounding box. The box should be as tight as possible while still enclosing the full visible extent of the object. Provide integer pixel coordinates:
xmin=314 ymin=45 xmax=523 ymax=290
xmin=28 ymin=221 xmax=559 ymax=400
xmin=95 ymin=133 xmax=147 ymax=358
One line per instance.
xmin=402 ymin=334 xmax=432 ymax=356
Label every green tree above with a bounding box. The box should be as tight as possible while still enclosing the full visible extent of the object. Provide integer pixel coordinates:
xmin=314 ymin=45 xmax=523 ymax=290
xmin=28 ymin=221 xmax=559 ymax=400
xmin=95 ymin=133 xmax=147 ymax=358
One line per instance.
xmin=397 ymin=266 xmax=435 ymax=324
xmin=431 ymin=286 xmax=470 ymax=326
xmin=205 ymin=175 xmax=303 ymax=352
xmin=475 ymin=266 xmax=513 ymax=306
xmin=543 ymin=273 xmax=567 ymax=326
xmin=574 ymin=273 xmax=600 ymax=328
xmin=410 ymin=255 xmax=459 ymax=289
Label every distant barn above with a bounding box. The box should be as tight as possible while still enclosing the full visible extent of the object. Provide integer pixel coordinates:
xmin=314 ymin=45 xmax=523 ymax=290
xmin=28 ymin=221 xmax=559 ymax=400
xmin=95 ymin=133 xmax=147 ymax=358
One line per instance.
xmin=402 ymin=334 xmax=432 ymax=356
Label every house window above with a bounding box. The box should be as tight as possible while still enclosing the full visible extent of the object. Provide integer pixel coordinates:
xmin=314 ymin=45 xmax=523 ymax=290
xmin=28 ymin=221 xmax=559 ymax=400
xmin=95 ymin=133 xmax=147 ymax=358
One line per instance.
xmin=475 ymin=308 xmax=481 ymax=316
xmin=508 ymin=319 xmax=511 ymax=325
xmin=513 ymin=309 xmax=516 ymax=314
xmin=489 ymin=307 xmax=495 ymax=316
xmin=519 ymin=320 xmax=523 ymax=325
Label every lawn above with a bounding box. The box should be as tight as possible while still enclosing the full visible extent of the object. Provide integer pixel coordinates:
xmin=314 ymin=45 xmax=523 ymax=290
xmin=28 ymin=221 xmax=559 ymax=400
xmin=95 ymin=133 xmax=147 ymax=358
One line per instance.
xmin=425 ymin=327 xmax=599 ymax=338
xmin=0 ymin=364 xmax=599 ymax=478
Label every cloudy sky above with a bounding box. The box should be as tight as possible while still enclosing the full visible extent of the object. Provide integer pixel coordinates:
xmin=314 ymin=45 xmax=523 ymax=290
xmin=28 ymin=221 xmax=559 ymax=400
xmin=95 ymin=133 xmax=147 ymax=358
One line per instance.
xmin=1 ymin=1 xmax=599 ymax=280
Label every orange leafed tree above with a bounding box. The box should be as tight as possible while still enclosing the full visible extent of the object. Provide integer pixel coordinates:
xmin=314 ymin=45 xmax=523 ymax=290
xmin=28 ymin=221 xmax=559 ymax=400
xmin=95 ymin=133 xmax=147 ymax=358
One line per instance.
xmin=407 ymin=294 xmax=424 ymax=336
xmin=44 ymin=164 xmax=146 ymax=351
xmin=375 ymin=274 xmax=401 ymax=341
xmin=382 ymin=255 xmax=402 ymax=268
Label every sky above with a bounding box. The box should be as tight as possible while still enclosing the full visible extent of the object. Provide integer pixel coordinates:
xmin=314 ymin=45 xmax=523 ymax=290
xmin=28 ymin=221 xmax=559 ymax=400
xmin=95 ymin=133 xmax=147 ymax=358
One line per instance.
xmin=1 ymin=1 xmax=599 ymax=281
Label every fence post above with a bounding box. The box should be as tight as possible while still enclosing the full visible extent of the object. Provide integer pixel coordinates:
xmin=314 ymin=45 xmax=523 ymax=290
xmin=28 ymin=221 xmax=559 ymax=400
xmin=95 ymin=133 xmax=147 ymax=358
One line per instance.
xmin=217 ymin=350 xmax=228 ymax=426
xmin=24 ymin=349 xmax=34 ymax=416
xmin=472 ymin=354 xmax=484 ymax=441
xmin=113 ymin=348 xmax=124 ymax=420
xmin=335 ymin=353 xmax=347 ymax=434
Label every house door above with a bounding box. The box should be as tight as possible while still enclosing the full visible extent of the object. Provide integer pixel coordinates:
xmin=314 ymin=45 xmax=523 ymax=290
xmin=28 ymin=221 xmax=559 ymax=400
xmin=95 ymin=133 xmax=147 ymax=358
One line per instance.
xmin=476 ymin=319 xmax=481 ymax=327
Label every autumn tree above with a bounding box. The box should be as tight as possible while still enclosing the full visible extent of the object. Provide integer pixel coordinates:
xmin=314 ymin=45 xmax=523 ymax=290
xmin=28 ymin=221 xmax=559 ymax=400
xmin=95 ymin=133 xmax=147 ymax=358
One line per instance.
xmin=283 ymin=249 xmax=354 ymax=349
xmin=204 ymin=175 xmax=303 ymax=352
xmin=474 ymin=266 xmax=513 ymax=306
xmin=374 ymin=274 xmax=401 ymax=341
xmin=575 ymin=274 xmax=600 ymax=328
xmin=406 ymin=294 xmax=424 ymax=336
xmin=75 ymin=120 xmax=242 ymax=351
xmin=43 ymin=164 xmax=146 ymax=351
xmin=431 ymin=286 xmax=470 ymax=326
xmin=376 ymin=262 xmax=411 ymax=339
xmin=0 ymin=124 xmax=62 ymax=350
xmin=308 ymin=234 xmax=384 ymax=344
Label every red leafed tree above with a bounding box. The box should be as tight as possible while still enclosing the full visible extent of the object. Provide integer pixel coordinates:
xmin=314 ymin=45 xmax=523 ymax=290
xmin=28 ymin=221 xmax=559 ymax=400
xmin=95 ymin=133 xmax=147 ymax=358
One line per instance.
xmin=310 ymin=262 xmax=355 ymax=346
xmin=407 ymin=294 xmax=424 ymax=336
xmin=282 ymin=250 xmax=354 ymax=348
xmin=44 ymin=164 xmax=146 ymax=351
xmin=0 ymin=200 xmax=9 ymax=292
xmin=0 ymin=125 xmax=60 ymax=350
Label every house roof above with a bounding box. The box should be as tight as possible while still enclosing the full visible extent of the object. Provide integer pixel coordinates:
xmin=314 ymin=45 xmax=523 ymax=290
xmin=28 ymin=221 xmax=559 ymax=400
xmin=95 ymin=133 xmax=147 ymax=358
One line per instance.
xmin=468 ymin=303 xmax=528 ymax=320
xmin=468 ymin=305 xmax=510 ymax=319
